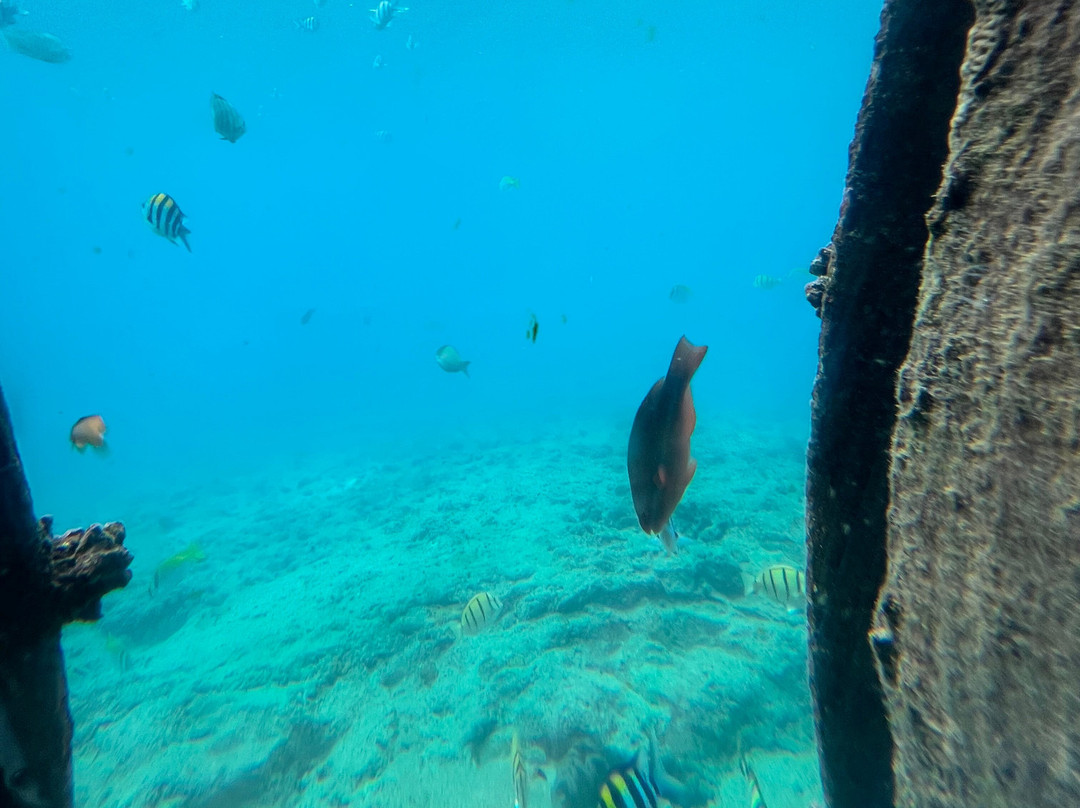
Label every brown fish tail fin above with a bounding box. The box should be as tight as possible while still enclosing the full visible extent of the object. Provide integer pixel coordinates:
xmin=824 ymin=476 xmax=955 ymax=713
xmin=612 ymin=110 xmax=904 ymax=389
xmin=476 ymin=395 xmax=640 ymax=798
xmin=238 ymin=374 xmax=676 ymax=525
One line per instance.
xmin=674 ymin=335 xmax=708 ymax=377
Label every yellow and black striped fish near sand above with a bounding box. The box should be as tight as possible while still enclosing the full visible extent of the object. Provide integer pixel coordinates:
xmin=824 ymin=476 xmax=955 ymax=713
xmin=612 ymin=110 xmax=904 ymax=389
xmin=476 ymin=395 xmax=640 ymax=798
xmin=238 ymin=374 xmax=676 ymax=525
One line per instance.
xmin=511 ymin=731 xmax=528 ymax=808
xmin=740 ymin=756 xmax=768 ymax=808
xmin=461 ymin=591 xmax=503 ymax=635
xmin=211 ymin=93 xmax=246 ymax=143
xmin=754 ymin=564 xmax=805 ymax=610
xmin=142 ymin=192 xmax=191 ymax=251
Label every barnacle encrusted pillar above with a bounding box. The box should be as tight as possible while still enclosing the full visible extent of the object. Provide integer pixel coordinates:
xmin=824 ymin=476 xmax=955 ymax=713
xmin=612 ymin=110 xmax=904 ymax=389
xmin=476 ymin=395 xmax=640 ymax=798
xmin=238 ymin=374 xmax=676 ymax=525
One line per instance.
xmin=804 ymin=2 xmax=972 ymax=807
xmin=874 ymin=4 xmax=1080 ymax=806
xmin=0 ymin=385 xmax=132 ymax=808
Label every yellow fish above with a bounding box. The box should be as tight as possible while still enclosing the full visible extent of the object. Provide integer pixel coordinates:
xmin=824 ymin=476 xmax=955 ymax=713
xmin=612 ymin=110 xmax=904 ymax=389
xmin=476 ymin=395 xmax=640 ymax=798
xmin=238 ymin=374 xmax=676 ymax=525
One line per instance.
xmin=754 ymin=564 xmax=805 ymax=610
xmin=152 ymin=542 xmax=206 ymax=591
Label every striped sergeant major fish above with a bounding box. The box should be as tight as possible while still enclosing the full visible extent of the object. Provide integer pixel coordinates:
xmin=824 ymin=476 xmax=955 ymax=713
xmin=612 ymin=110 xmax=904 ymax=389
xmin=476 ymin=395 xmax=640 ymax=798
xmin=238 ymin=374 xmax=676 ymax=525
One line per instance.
xmin=295 ymin=15 xmax=319 ymax=31
xmin=754 ymin=564 xmax=806 ymax=611
xmin=597 ymin=731 xmax=685 ymax=808
xmin=739 ymin=756 xmax=768 ymax=808
xmin=370 ymin=0 xmax=407 ymax=29
xmin=142 ymin=193 xmax=191 ymax=252
xmin=511 ymin=731 xmax=528 ymax=808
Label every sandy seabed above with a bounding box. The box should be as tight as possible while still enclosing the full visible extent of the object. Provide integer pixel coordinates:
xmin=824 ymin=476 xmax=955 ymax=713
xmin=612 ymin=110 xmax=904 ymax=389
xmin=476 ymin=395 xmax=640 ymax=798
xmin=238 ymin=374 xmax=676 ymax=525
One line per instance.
xmin=62 ymin=414 xmax=823 ymax=808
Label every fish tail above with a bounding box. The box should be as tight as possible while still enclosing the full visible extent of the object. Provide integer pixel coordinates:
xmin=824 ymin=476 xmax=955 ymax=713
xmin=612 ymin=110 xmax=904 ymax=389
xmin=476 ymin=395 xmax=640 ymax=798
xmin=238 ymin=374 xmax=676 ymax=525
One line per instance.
xmin=179 ymin=227 xmax=192 ymax=252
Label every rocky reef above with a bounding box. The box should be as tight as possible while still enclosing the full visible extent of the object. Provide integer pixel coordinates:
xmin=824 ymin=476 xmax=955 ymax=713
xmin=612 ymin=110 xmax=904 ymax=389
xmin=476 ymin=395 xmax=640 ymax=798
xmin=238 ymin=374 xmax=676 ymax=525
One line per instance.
xmin=808 ymin=1 xmax=1080 ymax=806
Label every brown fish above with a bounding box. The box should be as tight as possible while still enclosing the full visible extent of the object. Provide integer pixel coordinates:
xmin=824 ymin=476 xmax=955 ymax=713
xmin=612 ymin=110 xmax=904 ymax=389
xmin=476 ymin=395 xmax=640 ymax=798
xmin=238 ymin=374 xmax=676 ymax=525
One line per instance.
xmin=69 ymin=414 xmax=106 ymax=451
xmin=627 ymin=336 xmax=707 ymax=553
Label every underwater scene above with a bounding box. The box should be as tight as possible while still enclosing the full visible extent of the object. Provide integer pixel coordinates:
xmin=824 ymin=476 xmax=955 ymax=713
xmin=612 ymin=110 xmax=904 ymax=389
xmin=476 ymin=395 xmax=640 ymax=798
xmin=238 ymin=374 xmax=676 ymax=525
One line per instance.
xmin=3 ymin=1 xmax=882 ymax=806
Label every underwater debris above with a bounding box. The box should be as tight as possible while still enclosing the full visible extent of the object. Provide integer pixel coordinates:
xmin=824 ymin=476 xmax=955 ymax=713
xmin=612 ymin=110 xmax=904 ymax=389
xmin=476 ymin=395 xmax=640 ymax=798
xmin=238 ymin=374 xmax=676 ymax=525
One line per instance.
xmin=627 ymin=335 xmax=707 ymax=554
xmin=69 ymin=415 xmax=106 ymax=452
xmin=460 ymin=591 xmax=502 ymax=635
xmin=142 ymin=192 xmax=192 ymax=252
xmin=211 ymin=93 xmax=246 ymax=143
xmin=435 ymin=345 xmax=470 ymax=377
xmin=3 ymin=28 xmax=70 ymax=62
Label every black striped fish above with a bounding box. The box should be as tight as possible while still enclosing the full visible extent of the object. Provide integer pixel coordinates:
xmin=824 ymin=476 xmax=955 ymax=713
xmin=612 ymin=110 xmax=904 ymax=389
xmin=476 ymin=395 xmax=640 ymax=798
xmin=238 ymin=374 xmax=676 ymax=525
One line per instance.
xmin=141 ymin=193 xmax=191 ymax=251
xmin=755 ymin=564 xmax=805 ymax=610
xmin=295 ymin=15 xmax=319 ymax=31
xmin=597 ymin=756 xmax=662 ymax=808
xmin=210 ymin=93 xmax=245 ymax=143
xmin=370 ymin=0 xmax=407 ymax=29
xmin=739 ymin=756 xmax=768 ymax=808
xmin=511 ymin=731 xmax=528 ymax=808
xmin=752 ymin=274 xmax=783 ymax=290
xmin=461 ymin=591 xmax=502 ymax=635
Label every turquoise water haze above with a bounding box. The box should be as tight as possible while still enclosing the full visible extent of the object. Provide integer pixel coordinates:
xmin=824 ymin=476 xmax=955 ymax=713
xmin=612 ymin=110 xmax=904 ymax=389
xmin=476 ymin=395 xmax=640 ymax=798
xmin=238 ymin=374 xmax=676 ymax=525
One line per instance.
xmin=3 ymin=1 xmax=881 ymax=806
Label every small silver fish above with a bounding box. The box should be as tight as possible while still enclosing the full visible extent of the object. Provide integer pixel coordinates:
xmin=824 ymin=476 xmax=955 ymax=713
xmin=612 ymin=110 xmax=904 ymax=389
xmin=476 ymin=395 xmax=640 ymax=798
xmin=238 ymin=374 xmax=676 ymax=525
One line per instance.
xmin=295 ymin=15 xmax=319 ymax=31
xmin=436 ymin=345 xmax=470 ymax=377
xmin=372 ymin=54 xmax=385 ymax=69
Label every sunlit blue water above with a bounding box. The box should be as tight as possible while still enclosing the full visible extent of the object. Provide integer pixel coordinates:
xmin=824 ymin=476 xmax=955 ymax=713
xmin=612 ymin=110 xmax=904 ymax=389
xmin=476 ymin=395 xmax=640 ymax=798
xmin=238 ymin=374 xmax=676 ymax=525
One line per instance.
xmin=2 ymin=1 xmax=882 ymax=806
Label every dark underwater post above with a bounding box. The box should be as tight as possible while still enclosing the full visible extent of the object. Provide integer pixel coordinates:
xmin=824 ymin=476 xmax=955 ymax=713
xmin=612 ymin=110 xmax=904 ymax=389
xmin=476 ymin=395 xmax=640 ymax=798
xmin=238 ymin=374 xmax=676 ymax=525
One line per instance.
xmin=0 ymin=384 xmax=133 ymax=808
xmin=804 ymin=1 xmax=973 ymax=807
xmin=809 ymin=0 xmax=1080 ymax=806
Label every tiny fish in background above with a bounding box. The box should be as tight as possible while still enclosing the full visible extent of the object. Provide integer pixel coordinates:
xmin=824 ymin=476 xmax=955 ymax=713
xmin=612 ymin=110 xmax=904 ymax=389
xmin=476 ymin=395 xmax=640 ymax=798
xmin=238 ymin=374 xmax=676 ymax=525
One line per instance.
xmin=181 ymin=0 xmax=199 ymax=10
xmin=525 ymin=312 xmax=538 ymax=343
xmin=739 ymin=755 xmax=769 ymax=808
xmin=3 ymin=29 xmax=70 ymax=62
xmin=210 ymin=93 xmax=245 ymax=142
xmin=452 ymin=217 xmax=462 ymax=230
xmin=669 ymin=284 xmax=692 ymax=304
xmin=69 ymin=415 xmax=106 ymax=452
xmin=370 ymin=0 xmax=407 ymax=29
xmin=313 ymin=0 xmax=327 ymax=7
xmin=511 ymin=731 xmax=528 ymax=808
xmin=295 ymin=15 xmax=319 ymax=31
xmin=499 ymin=176 xmax=521 ymax=191
xmin=754 ymin=564 xmax=805 ymax=610
xmin=753 ymin=274 xmax=783 ymax=290
xmin=151 ymin=542 xmax=206 ymax=593
xmin=0 ymin=0 xmax=29 ymax=27
xmin=560 ymin=313 xmax=567 ymax=324
xmin=461 ymin=591 xmax=502 ymax=635
xmin=142 ymin=192 xmax=191 ymax=251
xmin=372 ymin=53 xmax=386 ymax=69
xmin=405 ymin=33 xmax=418 ymax=50
xmin=374 ymin=129 xmax=392 ymax=142
xmin=436 ymin=345 xmax=470 ymax=377
xmin=300 ymin=308 xmax=316 ymax=325
xmin=627 ymin=336 xmax=707 ymax=555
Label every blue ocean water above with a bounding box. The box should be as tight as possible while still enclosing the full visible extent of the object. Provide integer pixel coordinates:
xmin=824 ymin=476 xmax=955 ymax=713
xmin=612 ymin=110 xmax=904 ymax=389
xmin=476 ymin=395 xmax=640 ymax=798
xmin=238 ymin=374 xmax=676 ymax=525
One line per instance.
xmin=2 ymin=2 xmax=882 ymax=806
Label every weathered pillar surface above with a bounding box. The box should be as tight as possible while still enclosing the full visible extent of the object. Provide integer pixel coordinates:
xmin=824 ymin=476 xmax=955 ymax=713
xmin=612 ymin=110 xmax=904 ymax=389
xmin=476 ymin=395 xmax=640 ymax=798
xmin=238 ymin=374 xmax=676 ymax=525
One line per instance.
xmin=876 ymin=3 xmax=1080 ymax=806
xmin=805 ymin=2 xmax=973 ymax=808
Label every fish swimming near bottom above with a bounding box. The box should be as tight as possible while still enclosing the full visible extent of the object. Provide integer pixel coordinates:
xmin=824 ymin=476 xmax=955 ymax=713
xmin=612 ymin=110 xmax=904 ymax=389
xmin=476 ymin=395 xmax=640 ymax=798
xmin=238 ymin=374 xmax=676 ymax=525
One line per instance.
xmin=436 ymin=345 xmax=471 ymax=377
xmin=754 ymin=564 xmax=805 ymax=610
xmin=461 ymin=591 xmax=502 ymax=635
xmin=69 ymin=414 xmax=106 ymax=451
xmin=211 ymin=93 xmax=246 ymax=142
xmin=511 ymin=731 xmax=528 ymax=808
xmin=627 ymin=335 xmax=707 ymax=554
xmin=740 ymin=756 xmax=768 ymax=808
xmin=142 ymin=192 xmax=191 ymax=251
xmin=596 ymin=732 xmax=686 ymax=808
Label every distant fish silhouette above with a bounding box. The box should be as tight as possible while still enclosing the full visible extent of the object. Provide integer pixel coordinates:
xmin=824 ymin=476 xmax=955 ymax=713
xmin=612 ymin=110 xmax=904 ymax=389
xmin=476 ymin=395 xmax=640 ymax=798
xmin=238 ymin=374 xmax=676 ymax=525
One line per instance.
xmin=753 ymin=273 xmax=783 ymax=290
xmin=669 ymin=284 xmax=692 ymax=304
xmin=69 ymin=414 xmax=106 ymax=451
xmin=525 ymin=312 xmax=538 ymax=343
xmin=210 ymin=93 xmax=246 ymax=143
xmin=3 ymin=29 xmax=70 ymax=62
xmin=511 ymin=731 xmax=528 ymax=808
xmin=461 ymin=591 xmax=502 ymax=635
xmin=300 ymin=308 xmax=315 ymax=325
xmin=627 ymin=336 xmax=707 ymax=553
xmin=436 ymin=345 xmax=470 ymax=377
xmin=499 ymin=176 xmax=521 ymax=191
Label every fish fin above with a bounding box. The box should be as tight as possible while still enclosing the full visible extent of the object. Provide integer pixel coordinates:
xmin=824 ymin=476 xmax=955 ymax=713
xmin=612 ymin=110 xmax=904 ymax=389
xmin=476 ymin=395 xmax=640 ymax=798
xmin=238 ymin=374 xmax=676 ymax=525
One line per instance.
xmin=655 ymin=465 xmax=667 ymax=488
xmin=462 ymin=361 xmax=470 ymax=378
xmin=647 ymin=728 xmax=689 ymax=806
xmin=179 ymin=228 xmax=192 ymax=252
